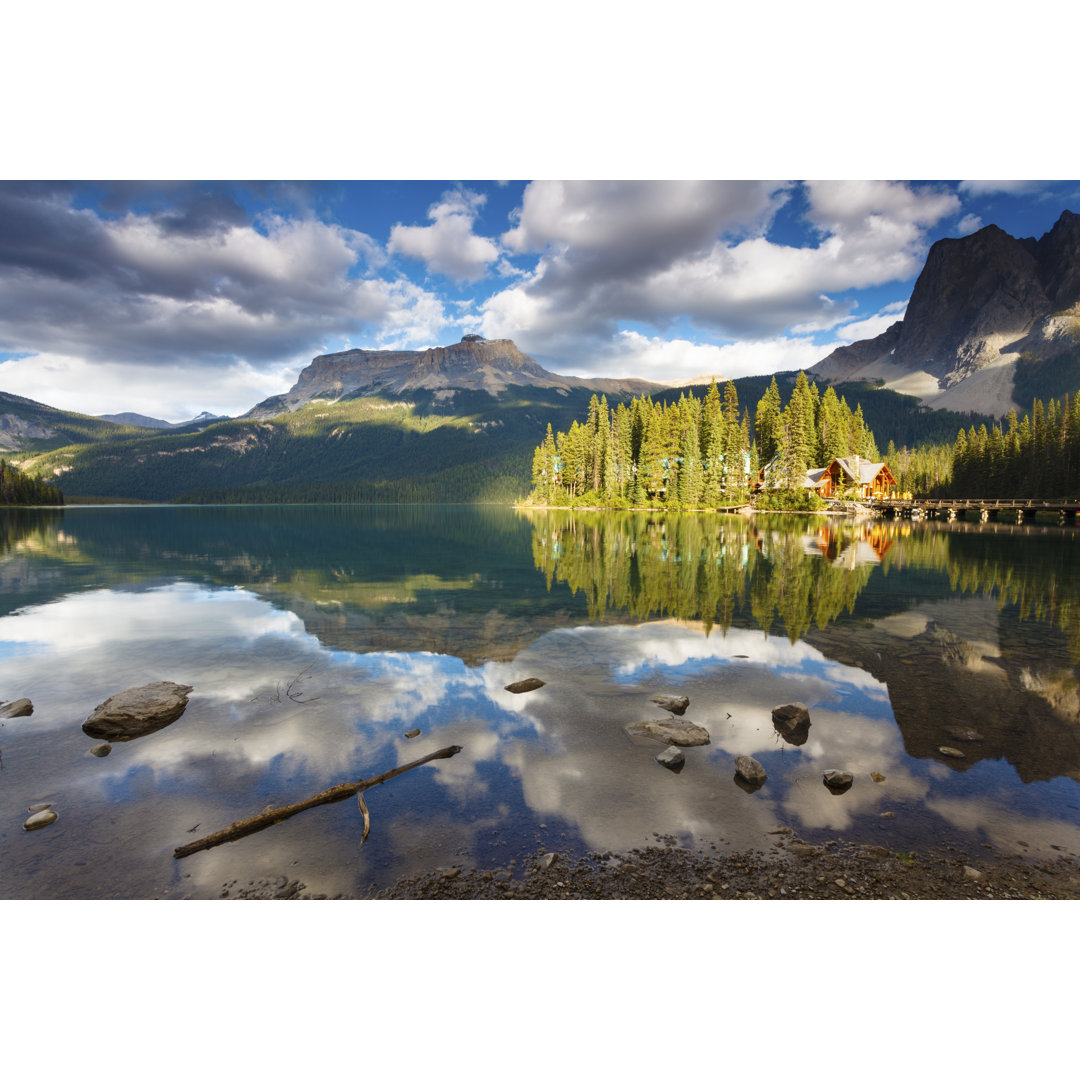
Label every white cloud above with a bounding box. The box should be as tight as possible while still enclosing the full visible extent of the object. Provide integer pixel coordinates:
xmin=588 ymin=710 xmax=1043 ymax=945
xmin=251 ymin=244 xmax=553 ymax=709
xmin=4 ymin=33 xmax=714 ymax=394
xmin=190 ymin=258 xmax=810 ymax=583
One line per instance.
xmin=481 ymin=180 xmax=960 ymax=358
xmin=957 ymin=213 xmax=983 ymax=235
xmin=832 ymin=304 xmax=908 ymax=345
xmin=387 ymin=188 xmax=500 ymax=283
xmin=0 ymin=351 xmax=300 ymax=421
xmin=0 ymin=187 xmax=454 ymax=392
xmin=562 ymin=330 xmax=833 ymax=383
xmin=958 ymin=180 xmax=1048 ymax=197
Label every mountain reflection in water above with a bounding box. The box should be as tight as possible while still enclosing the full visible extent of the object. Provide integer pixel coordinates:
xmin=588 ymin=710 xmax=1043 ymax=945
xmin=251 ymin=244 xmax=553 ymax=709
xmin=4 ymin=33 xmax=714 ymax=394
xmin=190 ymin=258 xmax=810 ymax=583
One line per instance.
xmin=1 ymin=505 xmax=1078 ymax=899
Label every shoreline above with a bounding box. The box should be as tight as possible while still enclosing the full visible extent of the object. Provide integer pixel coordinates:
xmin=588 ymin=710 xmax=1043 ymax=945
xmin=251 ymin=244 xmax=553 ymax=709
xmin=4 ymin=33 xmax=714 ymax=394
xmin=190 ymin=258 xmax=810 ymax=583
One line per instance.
xmin=219 ymin=834 xmax=1080 ymax=900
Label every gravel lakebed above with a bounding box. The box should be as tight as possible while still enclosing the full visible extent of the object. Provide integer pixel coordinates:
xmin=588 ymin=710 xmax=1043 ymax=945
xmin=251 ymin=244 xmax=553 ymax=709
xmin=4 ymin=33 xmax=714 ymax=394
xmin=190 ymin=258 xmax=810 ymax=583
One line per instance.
xmin=218 ymin=830 xmax=1080 ymax=900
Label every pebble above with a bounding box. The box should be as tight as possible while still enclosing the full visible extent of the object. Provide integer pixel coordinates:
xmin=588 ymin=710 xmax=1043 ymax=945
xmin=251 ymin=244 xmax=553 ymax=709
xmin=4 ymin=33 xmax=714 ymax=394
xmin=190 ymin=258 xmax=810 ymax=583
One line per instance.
xmin=870 ymin=771 xmax=885 ymax=782
xmin=90 ymin=743 xmax=112 ymax=757
xmin=438 ymin=867 xmax=461 ymax=880
xmin=504 ymin=678 xmax=545 ymax=694
xmin=403 ymin=728 xmax=421 ymax=739
xmin=655 ymin=746 xmax=685 ymax=770
xmin=28 ymin=802 xmax=52 ymax=813
xmin=651 ymin=694 xmax=690 ymax=715
xmin=937 ymin=746 xmax=966 ymax=759
xmin=539 ymin=852 xmax=558 ymax=871
xmin=963 ymin=865 xmax=986 ymax=882
xmin=24 ymin=809 xmax=58 ymax=831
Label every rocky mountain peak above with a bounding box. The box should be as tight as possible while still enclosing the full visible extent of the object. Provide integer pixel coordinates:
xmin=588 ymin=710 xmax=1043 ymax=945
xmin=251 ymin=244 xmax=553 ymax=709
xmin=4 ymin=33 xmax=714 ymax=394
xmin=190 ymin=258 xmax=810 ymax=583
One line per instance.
xmin=810 ymin=209 xmax=1080 ymax=416
xmin=245 ymin=335 xmax=662 ymax=418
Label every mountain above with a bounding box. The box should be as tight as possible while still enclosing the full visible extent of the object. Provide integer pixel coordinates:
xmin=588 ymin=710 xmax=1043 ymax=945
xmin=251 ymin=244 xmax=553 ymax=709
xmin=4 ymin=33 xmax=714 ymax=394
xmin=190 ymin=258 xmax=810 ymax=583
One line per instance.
xmin=97 ymin=412 xmax=174 ymax=429
xmin=13 ymin=337 xmax=665 ymax=502
xmin=0 ymin=391 xmax=155 ymax=453
xmin=245 ymin=334 xmax=660 ymax=417
xmin=811 ymin=210 xmax=1080 ymax=417
xmin=97 ymin=410 xmax=231 ymax=429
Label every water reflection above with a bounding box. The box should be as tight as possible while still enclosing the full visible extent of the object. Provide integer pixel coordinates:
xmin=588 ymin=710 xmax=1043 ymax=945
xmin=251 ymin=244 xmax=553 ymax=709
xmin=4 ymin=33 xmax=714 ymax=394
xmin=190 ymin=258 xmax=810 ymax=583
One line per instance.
xmin=2 ymin=505 xmax=1079 ymax=898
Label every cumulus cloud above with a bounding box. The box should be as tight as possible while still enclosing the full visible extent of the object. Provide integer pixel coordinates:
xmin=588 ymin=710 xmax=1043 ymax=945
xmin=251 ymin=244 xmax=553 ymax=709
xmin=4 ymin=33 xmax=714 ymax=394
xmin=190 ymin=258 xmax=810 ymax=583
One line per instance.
xmin=957 ymin=213 xmax=983 ymax=235
xmin=0 ymin=185 xmax=448 ymax=370
xmin=562 ymin=330 xmax=833 ymax=383
xmin=831 ymin=302 xmax=909 ymax=345
xmin=387 ymin=188 xmax=500 ymax=283
xmin=481 ymin=180 xmax=960 ymax=357
xmin=0 ymin=351 xmax=300 ymax=421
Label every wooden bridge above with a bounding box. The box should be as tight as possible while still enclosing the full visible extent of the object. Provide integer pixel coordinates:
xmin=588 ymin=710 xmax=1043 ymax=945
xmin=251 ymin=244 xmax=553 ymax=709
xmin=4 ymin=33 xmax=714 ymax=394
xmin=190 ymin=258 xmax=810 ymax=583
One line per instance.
xmin=874 ymin=497 xmax=1080 ymax=524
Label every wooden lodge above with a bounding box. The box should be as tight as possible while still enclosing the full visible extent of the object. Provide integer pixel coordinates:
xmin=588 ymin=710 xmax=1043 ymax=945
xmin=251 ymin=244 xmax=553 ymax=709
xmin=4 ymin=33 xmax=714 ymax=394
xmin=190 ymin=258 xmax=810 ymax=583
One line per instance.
xmin=811 ymin=456 xmax=898 ymax=500
xmin=758 ymin=455 xmax=898 ymax=500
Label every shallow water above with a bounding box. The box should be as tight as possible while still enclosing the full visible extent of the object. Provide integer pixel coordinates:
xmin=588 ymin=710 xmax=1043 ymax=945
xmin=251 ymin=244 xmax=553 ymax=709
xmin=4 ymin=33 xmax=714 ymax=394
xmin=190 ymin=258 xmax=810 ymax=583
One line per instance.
xmin=2 ymin=504 xmax=1078 ymax=898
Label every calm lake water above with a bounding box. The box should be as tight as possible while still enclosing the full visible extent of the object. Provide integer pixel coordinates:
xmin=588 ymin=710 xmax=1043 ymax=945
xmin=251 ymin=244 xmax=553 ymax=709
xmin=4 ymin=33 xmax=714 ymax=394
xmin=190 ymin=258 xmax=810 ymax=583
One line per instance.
xmin=2 ymin=504 xmax=1079 ymax=899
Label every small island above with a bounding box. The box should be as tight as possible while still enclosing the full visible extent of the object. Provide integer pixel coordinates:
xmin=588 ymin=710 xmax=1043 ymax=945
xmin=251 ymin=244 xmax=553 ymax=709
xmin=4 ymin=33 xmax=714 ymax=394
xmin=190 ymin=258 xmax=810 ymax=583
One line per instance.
xmin=523 ymin=373 xmax=890 ymax=512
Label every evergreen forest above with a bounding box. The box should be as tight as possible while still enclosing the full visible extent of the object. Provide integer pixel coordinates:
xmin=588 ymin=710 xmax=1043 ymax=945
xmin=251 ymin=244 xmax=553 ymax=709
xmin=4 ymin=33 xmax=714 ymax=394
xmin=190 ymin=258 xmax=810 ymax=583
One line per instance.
xmin=526 ymin=374 xmax=882 ymax=510
xmin=0 ymin=459 xmax=63 ymax=505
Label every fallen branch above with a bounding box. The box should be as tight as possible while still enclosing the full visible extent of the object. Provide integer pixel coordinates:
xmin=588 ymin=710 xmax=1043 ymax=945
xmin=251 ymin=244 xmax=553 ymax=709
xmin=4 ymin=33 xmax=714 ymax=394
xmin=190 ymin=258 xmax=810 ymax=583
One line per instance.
xmin=173 ymin=744 xmax=462 ymax=859
xmin=358 ymin=791 xmax=371 ymax=843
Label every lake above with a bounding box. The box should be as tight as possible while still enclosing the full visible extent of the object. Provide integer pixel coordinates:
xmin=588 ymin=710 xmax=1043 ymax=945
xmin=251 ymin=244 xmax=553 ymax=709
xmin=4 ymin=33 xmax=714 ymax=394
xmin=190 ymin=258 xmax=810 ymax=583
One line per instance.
xmin=2 ymin=503 xmax=1079 ymax=899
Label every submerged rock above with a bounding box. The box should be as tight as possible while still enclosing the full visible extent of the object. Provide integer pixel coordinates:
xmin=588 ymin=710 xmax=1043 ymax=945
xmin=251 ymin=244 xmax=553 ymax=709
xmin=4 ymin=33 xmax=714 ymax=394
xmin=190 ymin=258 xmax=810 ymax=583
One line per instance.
xmin=823 ymin=770 xmax=854 ymax=792
xmin=82 ymin=681 xmax=193 ymax=742
xmin=27 ymin=802 xmax=52 ymax=813
xmin=944 ymin=726 xmax=984 ymax=742
xmin=937 ymin=746 xmax=966 ymax=759
xmin=772 ymin=702 xmax=811 ymax=745
xmin=0 ymin=698 xmax=33 ymax=718
xmin=625 ymin=716 xmax=710 ymax=746
xmin=651 ymin=694 xmax=690 ymax=716
xmin=24 ymin=809 xmax=58 ymax=831
xmin=539 ymin=852 xmax=558 ymax=871
xmin=655 ymin=746 xmax=686 ymax=770
xmin=505 ymin=678 xmax=545 ymax=694
xmin=90 ymin=743 xmax=112 ymax=757
xmin=734 ymin=755 xmax=767 ymax=786
xmin=403 ymin=728 xmax=421 ymax=739
xmin=870 ymin=771 xmax=886 ymax=783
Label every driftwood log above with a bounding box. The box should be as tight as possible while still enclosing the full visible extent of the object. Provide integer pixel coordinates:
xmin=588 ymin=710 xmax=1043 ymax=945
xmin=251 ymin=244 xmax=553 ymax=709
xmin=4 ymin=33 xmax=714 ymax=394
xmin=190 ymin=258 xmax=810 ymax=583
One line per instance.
xmin=173 ymin=744 xmax=462 ymax=859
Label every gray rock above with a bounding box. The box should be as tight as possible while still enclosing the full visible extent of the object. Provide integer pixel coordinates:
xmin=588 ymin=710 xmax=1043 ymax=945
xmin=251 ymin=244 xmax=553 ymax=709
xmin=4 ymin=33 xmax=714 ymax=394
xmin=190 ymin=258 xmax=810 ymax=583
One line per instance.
xmin=655 ymin=746 xmax=685 ymax=770
xmin=90 ymin=743 xmax=112 ymax=757
xmin=772 ymin=702 xmax=811 ymax=745
xmin=27 ymin=802 xmax=52 ymax=813
xmin=24 ymin=809 xmax=58 ymax=831
xmin=937 ymin=746 xmax=966 ymax=759
xmin=505 ymin=678 xmax=545 ymax=694
xmin=734 ymin=755 xmax=767 ymax=785
xmin=82 ymin=681 xmax=193 ymax=741
xmin=625 ymin=716 xmax=710 ymax=746
xmin=772 ymin=702 xmax=809 ymax=726
xmin=823 ymin=769 xmax=854 ymax=791
xmin=651 ymin=694 xmax=689 ymax=716
xmin=0 ymin=698 xmax=33 ymax=718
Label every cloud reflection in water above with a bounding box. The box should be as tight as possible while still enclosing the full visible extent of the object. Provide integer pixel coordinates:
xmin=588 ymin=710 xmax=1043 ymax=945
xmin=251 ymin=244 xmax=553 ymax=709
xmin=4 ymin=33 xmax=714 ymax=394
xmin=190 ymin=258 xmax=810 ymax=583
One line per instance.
xmin=1 ymin=580 xmax=1077 ymax=897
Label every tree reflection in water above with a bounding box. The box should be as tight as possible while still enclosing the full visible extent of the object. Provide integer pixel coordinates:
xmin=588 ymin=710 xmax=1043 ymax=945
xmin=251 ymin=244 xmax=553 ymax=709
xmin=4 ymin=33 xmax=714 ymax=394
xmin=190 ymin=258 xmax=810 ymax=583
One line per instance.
xmin=524 ymin=509 xmax=1080 ymax=660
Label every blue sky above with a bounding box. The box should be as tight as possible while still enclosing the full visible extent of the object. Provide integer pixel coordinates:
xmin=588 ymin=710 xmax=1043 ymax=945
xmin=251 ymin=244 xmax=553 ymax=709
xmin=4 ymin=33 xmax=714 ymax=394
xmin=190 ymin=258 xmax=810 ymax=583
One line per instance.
xmin=1 ymin=179 xmax=1076 ymax=421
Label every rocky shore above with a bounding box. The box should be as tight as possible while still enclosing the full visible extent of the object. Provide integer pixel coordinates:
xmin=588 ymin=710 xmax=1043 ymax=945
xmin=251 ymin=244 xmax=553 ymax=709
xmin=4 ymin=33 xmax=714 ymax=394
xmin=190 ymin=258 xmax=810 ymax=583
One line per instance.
xmin=219 ymin=831 xmax=1080 ymax=900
